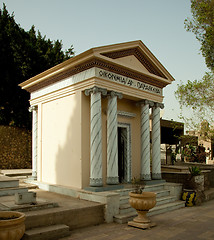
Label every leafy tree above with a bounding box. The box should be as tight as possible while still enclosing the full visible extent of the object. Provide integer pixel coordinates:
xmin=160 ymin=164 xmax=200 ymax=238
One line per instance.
xmin=184 ymin=0 xmax=214 ymax=70
xmin=176 ymin=72 xmax=214 ymax=121
xmin=175 ymin=0 xmax=214 ymax=135
xmin=0 ymin=4 xmax=74 ymax=129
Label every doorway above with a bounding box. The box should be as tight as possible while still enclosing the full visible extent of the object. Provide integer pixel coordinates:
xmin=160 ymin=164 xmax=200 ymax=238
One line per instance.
xmin=117 ymin=123 xmax=131 ymax=183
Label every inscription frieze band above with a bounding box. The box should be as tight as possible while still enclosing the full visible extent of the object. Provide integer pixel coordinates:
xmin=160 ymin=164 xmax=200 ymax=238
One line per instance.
xmin=96 ymin=68 xmax=162 ymax=96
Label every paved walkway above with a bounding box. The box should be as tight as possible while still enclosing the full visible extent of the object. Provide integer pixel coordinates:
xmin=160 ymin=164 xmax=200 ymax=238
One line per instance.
xmin=61 ymin=199 xmax=214 ymax=240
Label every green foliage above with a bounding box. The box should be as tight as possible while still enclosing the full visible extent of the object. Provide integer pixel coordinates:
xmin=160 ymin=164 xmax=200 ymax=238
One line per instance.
xmin=185 ymin=0 xmax=214 ymax=71
xmin=175 ymin=72 xmax=214 ymax=114
xmin=0 ymin=4 xmax=74 ymax=129
xmin=189 ymin=166 xmax=201 ymax=176
xmin=0 ymin=125 xmax=32 ymax=169
xmin=131 ymin=177 xmax=145 ymax=194
xmin=176 ymin=1 xmax=214 ymax=134
xmin=175 ymin=72 xmax=214 ymax=135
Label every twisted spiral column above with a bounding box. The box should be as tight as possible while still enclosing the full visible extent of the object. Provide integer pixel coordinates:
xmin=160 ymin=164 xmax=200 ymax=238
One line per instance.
xmin=107 ymin=91 xmax=122 ymax=185
xmin=140 ymin=100 xmax=151 ymax=180
xmin=85 ymin=87 xmax=107 ymax=187
xmin=152 ymin=103 xmax=164 ymax=180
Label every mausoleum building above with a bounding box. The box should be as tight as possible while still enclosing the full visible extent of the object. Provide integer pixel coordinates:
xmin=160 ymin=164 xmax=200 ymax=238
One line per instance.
xmin=20 ymin=40 xmax=174 ymax=190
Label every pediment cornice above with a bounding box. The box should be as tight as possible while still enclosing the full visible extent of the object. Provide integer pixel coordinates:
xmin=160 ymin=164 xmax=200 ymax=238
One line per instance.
xmin=25 ymin=57 xmax=171 ymax=93
xmin=20 ymin=40 xmax=174 ymax=93
xmin=101 ymin=47 xmax=166 ymax=79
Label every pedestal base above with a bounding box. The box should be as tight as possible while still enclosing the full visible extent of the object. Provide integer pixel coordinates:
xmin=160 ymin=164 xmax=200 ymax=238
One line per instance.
xmin=128 ymin=221 xmax=156 ymax=229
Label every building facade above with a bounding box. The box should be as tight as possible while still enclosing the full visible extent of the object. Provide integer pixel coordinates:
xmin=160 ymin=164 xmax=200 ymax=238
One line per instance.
xmin=20 ymin=41 xmax=174 ymax=190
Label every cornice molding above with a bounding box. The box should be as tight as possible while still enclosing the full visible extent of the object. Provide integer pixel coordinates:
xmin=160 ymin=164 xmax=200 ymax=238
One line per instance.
xmin=25 ymin=58 xmax=169 ymax=93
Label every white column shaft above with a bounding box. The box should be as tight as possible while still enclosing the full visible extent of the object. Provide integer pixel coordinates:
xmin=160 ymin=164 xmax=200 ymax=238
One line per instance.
xmin=32 ymin=108 xmax=38 ymax=180
xmin=141 ymin=103 xmax=151 ymax=180
xmin=107 ymin=95 xmax=119 ymax=184
xmin=152 ymin=106 xmax=161 ymax=179
xmin=90 ymin=91 xmax=103 ymax=186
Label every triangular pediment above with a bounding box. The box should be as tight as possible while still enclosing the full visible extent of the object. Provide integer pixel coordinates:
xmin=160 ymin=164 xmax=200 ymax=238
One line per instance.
xmin=112 ymin=55 xmax=150 ymax=74
xmin=20 ymin=40 xmax=174 ymax=93
xmin=100 ymin=46 xmax=167 ymax=79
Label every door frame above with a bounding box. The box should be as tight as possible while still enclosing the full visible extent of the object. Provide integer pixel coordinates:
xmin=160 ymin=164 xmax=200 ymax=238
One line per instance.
xmin=117 ymin=122 xmax=132 ymax=183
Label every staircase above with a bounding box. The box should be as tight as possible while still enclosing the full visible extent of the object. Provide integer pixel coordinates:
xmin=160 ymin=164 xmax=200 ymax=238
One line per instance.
xmin=0 ymin=175 xmax=70 ymax=239
xmin=22 ymin=203 xmax=104 ymax=240
xmin=0 ymin=175 xmax=105 ymax=240
xmin=113 ymin=183 xmax=185 ymax=224
xmin=0 ymin=175 xmax=29 ymax=196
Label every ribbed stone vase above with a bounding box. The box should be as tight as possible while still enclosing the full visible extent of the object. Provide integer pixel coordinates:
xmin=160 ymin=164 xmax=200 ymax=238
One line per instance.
xmin=129 ymin=192 xmax=156 ymax=223
xmin=0 ymin=211 xmax=25 ymax=240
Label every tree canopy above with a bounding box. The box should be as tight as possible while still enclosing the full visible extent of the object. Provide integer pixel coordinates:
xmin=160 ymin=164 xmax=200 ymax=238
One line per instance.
xmin=175 ymin=0 xmax=214 ymax=133
xmin=176 ymin=72 xmax=214 ymax=127
xmin=184 ymin=0 xmax=214 ymax=71
xmin=0 ymin=4 xmax=74 ymax=129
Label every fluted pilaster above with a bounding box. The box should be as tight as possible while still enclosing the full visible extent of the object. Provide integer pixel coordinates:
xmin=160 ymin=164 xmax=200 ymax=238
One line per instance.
xmin=29 ymin=106 xmax=38 ymax=180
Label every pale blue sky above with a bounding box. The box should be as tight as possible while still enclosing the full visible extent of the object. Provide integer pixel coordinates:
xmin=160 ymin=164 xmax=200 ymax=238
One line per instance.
xmin=2 ymin=0 xmax=209 ymax=122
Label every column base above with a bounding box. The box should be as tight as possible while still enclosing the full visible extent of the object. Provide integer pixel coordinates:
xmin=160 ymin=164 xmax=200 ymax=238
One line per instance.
xmin=85 ymin=185 xmax=123 ymax=192
xmin=140 ymin=174 xmax=151 ymax=181
xmin=90 ymin=178 xmax=103 ymax=187
xmin=30 ymin=171 xmax=37 ymax=181
xmin=106 ymin=176 xmax=119 ymax=185
xmin=152 ymin=173 xmax=162 ymax=180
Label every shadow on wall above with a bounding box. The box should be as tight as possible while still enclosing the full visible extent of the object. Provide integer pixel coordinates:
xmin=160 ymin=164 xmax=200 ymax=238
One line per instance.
xmin=41 ymin=91 xmax=90 ymax=189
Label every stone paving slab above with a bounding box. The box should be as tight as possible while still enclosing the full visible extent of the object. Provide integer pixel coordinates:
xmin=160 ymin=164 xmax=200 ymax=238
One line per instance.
xmin=0 ymin=189 xmax=103 ymax=210
xmin=0 ymin=169 xmax=32 ymax=176
xmin=60 ymin=199 xmax=214 ymax=240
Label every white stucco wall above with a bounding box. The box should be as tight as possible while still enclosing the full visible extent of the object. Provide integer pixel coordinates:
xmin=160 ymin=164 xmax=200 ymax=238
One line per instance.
xmin=40 ymin=91 xmax=82 ymax=188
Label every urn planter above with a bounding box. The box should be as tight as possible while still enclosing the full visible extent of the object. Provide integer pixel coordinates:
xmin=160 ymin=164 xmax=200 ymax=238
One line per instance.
xmin=0 ymin=211 xmax=25 ymax=240
xmin=182 ymin=189 xmax=197 ymax=207
xmin=128 ymin=191 xmax=156 ymax=229
xmin=182 ymin=167 xmax=205 ymax=206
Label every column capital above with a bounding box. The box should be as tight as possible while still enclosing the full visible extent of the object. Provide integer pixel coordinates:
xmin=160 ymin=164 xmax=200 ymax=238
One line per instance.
xmin=29 ymin=106 xmax=38 ymax=112
xmin=154 ymin=102 xmax=164 ymax=109
xmin=108 ymin=91 xmax=123 ymax=99
xmin=85 ymin=86 xmax=107 ymax=96
xmin=138 ymin=100 xmax=154 ymax=107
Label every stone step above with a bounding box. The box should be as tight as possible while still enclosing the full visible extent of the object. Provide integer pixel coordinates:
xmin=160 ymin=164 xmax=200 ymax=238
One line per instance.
xmin=0 ymin=169 xmax=32 ymax=177
xmin=155 ymin=189 xmax=170 ymax=198
xmin=118 ymin=195 xmax=177 ymax=215
xmin=119 ymin=195 xmax=129 ymax=205
xmin=119 ymin=189 xmax=171 ymax=205
xmin=0 ymin=200 xmax=59 ymax=212
xmin=0 ymin=186 xmax=28 ymax=196
xmin=114 ymin=211 xmax=137 ymax=224
xmin=115 ymin=184 xmax=165 ymax=197
xmin=148 ymin=200 xmax=185 ymax=216
xmin=204 ymin=188 xmax=214 ymax=201
xmin=23 ymin=224 xmax=70 ymax=240
xmin=19 ymin=181 xmax=38 ymax=190
xmin=156 ymin=195 xmax=177 ymax=206
xmin=114 ymin=188 xmax=133 ymax=196
xmin=114 ymin=200 xmax=185 ymax=224
xmin=24 ymin=204 xmax=104 ymax=230
xmin=0 ymin=175 xmax=19 ymax=188
xmin=144 ymin=183 xmax=165 ymax=192
xmin=119 ymin=203 xmax=135 ymax=215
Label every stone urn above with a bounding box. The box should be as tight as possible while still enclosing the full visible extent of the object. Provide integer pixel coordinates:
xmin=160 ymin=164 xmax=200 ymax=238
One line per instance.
xmin=0 ymin=211 xmax=25 ymax=240
xmin=128 ymin=192 xmax=156 ymax=229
